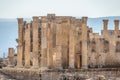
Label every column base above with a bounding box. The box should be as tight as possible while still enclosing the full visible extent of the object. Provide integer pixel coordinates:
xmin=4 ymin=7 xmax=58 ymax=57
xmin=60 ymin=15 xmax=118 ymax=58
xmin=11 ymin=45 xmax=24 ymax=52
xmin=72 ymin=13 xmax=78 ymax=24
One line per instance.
xmin=16 ymin=65 xmax=23 ymax=68
xmin=25 ymin=66 xmax=31 ymax=69
xmin=31 ymin=66 xmax=39 ymax=69
xmin=55 ymin=67 xmax=63 ymax=69
xmin=40 ymin=67 xmax=48 ymax=70
xmin=69 ymin=65 xmax=75 ymax=69
xmin=7 ymin=65 xmax=14 ymax=68
xmin=81 ymin=65 xmax=88 ymax=69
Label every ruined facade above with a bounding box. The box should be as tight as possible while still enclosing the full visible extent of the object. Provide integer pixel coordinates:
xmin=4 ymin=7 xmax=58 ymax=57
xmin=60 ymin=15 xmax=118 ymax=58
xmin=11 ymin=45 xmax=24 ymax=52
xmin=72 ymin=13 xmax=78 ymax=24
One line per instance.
xmin=12 ymin=14 xmax=120 ymax=69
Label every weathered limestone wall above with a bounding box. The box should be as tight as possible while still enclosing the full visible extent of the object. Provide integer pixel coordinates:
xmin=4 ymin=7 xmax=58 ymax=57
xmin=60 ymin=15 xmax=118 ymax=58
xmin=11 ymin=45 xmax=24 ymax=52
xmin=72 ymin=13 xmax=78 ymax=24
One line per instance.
xmin=88 ymin=19 xmax=120 ymax=68
xmin=1 ymin=68 xmax=120 ymax=80
xmin=15 ymin=14 xmax=120 ymax=69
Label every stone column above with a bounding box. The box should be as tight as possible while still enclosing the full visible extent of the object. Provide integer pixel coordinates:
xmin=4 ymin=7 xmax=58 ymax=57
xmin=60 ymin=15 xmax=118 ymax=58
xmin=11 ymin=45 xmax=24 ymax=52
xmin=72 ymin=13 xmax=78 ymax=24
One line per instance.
xmin=32 ymin=17 xmax=39 ymax=68
xmin=62 ymin=20 xmax=69 ymax=69
xmin=17 ymin=18 xmax=24 ymax=68
xmin=55 ymin=19 xmax=63 ymax=69
xmin=40 ymin=22 xmax=48 ymax=69
xmin=47 ymin=23 xmax=52 ymax=68
xmin=24 ymin=23 xmax=31 ymax=68
xmin=8 ymin=48 xmax=14 ymax=67
xmin=81 ymin=17 xmax=88 ymax=69
xmin=69 ymin=18 xmax=75 ymax=68
xmin=114 ymin=20 xmax=119 ymax=37
xmin=103 ymin=20 xmax=108 ymax=37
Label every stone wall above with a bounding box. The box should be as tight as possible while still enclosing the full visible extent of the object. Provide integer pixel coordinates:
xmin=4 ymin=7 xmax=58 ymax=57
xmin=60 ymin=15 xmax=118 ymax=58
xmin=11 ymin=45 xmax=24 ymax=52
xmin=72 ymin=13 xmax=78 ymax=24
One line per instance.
xmin=1 ymin=68 xmax=120 ymax=80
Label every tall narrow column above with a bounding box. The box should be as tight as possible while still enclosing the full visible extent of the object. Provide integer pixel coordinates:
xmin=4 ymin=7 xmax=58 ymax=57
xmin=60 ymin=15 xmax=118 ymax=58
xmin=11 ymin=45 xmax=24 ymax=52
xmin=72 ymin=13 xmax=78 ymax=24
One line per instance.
xmin=62 ymin=20 xmax=69 ymax=69
xmin=55 ymin=19 xmax=62 ymax=69
xmin=40 ymin=21 xmax=48 ymax=69
xmin=69 ymin=18 xmax=75 ymax=68
xmin=47 ymin=22 xmax=53 ymax=68
xmin=81 ymin=17 xmax=88 ymax=69
xmin=8 ymin=48 xmax=14 ymax=67
xmin=24 ymin=23 xmax=31 ymax=68
xmin=103 ymin=20 xmax=108 ymax=37
xmin=32 ymin=17 xmax=39 ymax=68
xmin=114 ymin=20 xmax=119 ymax=37
xmin=17 ymin=18 xmax=24 ymax=68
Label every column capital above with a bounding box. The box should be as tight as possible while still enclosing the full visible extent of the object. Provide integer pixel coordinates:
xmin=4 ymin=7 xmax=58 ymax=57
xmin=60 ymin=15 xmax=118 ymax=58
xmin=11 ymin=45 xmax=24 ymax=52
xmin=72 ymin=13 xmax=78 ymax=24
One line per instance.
xmin=47 ymin=14 xmax=55 ymax=19
xmin=103 ymin=19 xmax=108 ymax=22
xmin=82 ymin=17 xmax=88 ymax=24
xmin=56 ymin=18 xmax=62 ymax=24
xmin=114 ymin=20 xmax=119 ymax=25
xmin=103 ymin=20 xmax=108 ymax=30
xmin=70 ymin=17 xmax=75 ymax=24
xmin=32 ymin=16 xmax=39 ymax=22
xmin=17 ymin=18 xmax=24 ymax=24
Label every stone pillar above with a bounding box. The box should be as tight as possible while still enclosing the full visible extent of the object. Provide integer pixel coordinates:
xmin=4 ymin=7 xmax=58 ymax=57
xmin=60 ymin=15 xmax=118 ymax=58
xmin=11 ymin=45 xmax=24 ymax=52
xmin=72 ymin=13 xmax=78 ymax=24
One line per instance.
xmin=62 ymin=20 xmax=69 ymax=69
xmin=24 ymin=23 xmax=31 ymax=68
xmin=32 ymin=17 xmax=39 ymax=68
xmin=55 ymin=20 xmax=63 ymax=69
xmin=17 ymin=18 xmax=24 ymax=68
xmin=8 ymin=48 xmax=14 ymax=67
xmin=41 ymin=22 xmax=48 ymax=69
xmin=47 ymin=23 xmax=53 ymax=68
xmin=69 ymin=18 xmax=75 ymax=68
xmin=103 ymin=20 xmax=108 ymax=37
xmin=81 ymin=17 xmax=88 ymax=69
xmin=114 ymin=20 xmax=119 ymax=37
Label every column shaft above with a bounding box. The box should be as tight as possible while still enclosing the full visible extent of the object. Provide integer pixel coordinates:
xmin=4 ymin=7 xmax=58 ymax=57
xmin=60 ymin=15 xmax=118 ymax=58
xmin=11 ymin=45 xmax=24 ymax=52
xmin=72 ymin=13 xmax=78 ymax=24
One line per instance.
xmin=81 ymin=17 xmax=88 ymax=69
xmin=25 ymin=23 xmax=31 ymax=68
xmin=62 ymin=21 xmax=69 ymax=69
xmin=114 ymin=20 xmax=119 ymax=37
xmin=55 ymin=21 xmax=62 ymax=69
xmin=41 ymin=22 xmax=48 ymax=69
xmin=8 ymin=48 xmax=14 ymax=67
xmin=103 ymin=20 xmax=108 ymax=37
xmin=69 ymin=18 xmax=75 ymax=68
xmin=32 ymin=17 xmax=39 ymax=68
xmin=17 ymin=18 xmax=24 ymax=68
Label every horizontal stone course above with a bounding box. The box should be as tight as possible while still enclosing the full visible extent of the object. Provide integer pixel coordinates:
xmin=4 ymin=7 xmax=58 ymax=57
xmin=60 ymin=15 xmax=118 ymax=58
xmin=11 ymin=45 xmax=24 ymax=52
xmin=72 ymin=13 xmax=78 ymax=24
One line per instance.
xmin=1 ymin=68 xmax=120 ymax=80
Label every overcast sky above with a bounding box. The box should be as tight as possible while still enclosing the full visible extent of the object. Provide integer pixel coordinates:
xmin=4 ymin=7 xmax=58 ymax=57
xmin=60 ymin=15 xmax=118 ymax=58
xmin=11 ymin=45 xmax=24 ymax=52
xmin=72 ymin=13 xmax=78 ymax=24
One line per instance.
xmin=0 ymin=0 xmax=120 ymax=18
xmin=0 ymin=0 xmax=120 ymax=58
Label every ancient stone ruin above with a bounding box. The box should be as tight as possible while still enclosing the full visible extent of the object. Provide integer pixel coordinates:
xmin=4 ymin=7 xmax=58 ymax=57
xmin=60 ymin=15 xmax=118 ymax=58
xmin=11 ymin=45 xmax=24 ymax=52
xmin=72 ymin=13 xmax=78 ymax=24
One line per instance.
xmin=2 ymin=14 xmax=120 ymax=80
xmin=13 ymin=14 xmax=120 ymax=69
